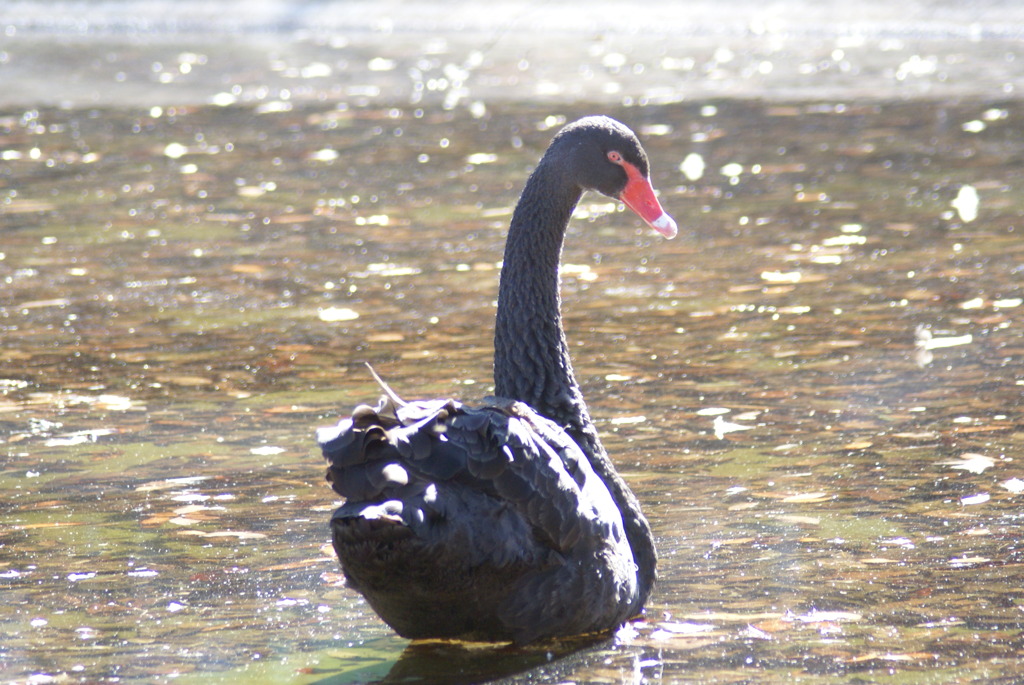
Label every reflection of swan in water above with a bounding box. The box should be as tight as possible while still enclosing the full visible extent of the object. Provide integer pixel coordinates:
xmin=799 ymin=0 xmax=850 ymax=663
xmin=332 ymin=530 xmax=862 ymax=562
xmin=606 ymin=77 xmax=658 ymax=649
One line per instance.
xmin=352 ymin=635 xmax=611 ymax=685
xmin=319 ymin=116 xmax=676 ymax=644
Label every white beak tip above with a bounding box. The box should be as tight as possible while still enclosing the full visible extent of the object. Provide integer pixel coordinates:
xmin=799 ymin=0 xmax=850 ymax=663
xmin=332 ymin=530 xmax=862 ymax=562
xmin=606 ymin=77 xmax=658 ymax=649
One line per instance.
xmin=652 ymin=213 xmax=678 ymax=239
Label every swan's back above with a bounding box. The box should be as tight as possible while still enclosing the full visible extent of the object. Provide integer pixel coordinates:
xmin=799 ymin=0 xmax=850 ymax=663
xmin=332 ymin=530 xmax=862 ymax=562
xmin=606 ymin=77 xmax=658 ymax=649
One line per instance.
xmin=319 ymin=396 xmax=641 ymax=644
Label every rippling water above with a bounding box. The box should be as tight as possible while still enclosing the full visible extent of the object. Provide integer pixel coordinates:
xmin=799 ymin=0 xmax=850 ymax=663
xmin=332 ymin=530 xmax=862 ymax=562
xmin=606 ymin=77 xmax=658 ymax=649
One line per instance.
xmin=2 ymin=3 xmax=1024 ymax=683
xmin=3 ymin=97 xmax=1023 ymax=684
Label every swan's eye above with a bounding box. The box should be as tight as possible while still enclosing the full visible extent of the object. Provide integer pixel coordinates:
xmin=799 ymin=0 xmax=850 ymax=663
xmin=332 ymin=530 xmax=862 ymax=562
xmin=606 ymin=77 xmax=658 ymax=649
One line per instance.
xmin=607 ymin=150 xmax=624 ymax=164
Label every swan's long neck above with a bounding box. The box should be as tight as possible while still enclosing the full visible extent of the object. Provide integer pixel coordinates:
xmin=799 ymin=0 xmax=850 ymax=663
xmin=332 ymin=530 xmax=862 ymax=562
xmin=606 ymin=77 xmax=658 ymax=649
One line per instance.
xmin=493 ymin=155 xmax=657 ymax=603
xmin=494 ymin=157 xmax=598 ymax=450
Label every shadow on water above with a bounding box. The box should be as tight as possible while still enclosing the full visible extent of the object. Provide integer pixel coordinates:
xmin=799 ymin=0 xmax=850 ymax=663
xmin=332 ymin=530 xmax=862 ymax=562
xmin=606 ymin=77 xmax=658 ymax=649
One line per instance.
xmin=309 ymin=636 xmax=614 ymax=685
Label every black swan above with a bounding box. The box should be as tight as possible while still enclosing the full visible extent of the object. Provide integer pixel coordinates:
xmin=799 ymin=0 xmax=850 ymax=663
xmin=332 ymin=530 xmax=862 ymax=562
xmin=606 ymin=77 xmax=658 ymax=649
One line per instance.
xmin=318 ymin=116 xmax=676 ymax=645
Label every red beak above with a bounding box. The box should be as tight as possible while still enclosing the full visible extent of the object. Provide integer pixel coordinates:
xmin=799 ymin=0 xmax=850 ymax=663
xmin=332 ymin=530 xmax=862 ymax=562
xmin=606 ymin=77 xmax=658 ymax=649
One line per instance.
xmin=618 ymin=161 xmax=677 ymax=238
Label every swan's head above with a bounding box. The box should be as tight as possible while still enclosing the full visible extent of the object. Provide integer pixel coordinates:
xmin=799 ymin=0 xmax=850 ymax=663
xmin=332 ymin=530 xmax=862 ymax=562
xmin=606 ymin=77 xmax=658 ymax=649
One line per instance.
xmin=552 ymin=116 xmax=677 ymax=239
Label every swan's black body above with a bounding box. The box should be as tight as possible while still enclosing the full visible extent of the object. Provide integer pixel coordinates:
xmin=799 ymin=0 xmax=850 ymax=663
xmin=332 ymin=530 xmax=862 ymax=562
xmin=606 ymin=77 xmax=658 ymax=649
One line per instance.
xmin=319 ymin=116 xmax=674 ymax=644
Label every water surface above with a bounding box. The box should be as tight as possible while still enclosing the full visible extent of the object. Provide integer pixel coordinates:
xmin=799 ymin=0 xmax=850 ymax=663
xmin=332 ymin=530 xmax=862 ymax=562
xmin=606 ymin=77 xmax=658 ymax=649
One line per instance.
xmin=2 ymin=49 xmax=1024 ymax=685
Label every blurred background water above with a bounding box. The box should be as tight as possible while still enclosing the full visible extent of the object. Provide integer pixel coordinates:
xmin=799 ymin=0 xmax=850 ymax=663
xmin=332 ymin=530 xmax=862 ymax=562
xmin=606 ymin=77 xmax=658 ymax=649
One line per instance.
xmin=2 ymin=0 xmax=1024 ymax=108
